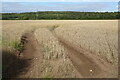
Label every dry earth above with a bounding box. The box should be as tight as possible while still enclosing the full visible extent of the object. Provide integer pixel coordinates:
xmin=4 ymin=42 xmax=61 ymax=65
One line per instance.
xmin=2 ymin=20 xmax=118 ymax=78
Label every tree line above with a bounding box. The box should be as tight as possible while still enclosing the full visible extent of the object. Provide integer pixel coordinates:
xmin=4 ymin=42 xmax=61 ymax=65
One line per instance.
xmin=2 ymin=11 xmax=120 ymax=20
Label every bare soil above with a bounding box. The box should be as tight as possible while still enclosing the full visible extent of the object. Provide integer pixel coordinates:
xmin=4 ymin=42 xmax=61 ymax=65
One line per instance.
xmin=17 ymin=31 xmax=44 ymax=78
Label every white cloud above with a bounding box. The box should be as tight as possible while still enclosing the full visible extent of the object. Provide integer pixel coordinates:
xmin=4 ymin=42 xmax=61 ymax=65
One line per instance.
xmin=2 ymin=0 xmax=120 ymax=2
xmin=2 ymin=2 xmax=116 ymax=13
xmin=116 ymin=5 xmax=118 ymax=8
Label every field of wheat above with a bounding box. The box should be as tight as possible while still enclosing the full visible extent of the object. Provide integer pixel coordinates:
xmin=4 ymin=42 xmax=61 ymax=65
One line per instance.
xmin=55 ymin=21 xmax=118 ymax=65
xmin=2 ymin=20 xmax=118 ymax=78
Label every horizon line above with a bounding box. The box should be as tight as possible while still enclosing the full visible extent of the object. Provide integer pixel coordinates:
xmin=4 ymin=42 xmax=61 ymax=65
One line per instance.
xmin=1 ymin=11 xmax=119 ymax=14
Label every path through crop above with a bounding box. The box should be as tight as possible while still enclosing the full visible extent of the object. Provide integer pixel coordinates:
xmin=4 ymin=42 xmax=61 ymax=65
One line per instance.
xmin=4 ymin=28 xmax=117 ymax=78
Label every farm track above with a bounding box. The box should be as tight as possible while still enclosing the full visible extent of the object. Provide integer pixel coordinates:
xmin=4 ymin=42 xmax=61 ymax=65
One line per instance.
xmin=5 ymin=28 xmax=117 ymax=78
xmin=57 ymin=37 xmax=101 ymax=77
xmin=56 ymin=36 xmax=117 ymax=78
xmin=18 ymin=31 xmax=45 ymax=78
xmin=51 ymin=32 xmax=101 ymax=77
xmin=53 ymin=30 xmax=117 ymax=78
xmin=3 ymin=31 xmax=44 ymax=78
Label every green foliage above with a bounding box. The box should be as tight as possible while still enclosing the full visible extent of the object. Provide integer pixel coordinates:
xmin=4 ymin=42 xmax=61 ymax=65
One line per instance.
xmin=9 ymin=41 xmax=23 ymax=51
xmin=2 ymin=11 xmax=120 ymax=20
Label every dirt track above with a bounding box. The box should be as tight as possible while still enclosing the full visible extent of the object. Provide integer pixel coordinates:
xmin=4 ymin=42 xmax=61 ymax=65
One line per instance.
xmin=17 ymin=31 xmax=44 ymax=78
xmin=58 ymin=38 xmax=101 ymax=77
xmin=4 ymin=28 xmax=118 ymax=78
xmin=57 ymin=36 xmax=118 ymax=78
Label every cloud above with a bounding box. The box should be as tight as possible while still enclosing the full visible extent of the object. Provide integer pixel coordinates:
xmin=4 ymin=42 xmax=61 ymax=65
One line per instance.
xmin=48 ymin=2 xmax=109 ymax=12
xmin=2 ymin=2 xmax=118 ymax=13
xmin=2 ymin=0 xmax=120 ymax=2
xmin=2 ymin=3 xmax=47 ymax=13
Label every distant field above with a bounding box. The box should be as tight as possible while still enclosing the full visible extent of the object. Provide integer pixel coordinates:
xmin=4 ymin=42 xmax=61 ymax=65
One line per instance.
xmin=2 ymin=20 xmax=118 ymax=78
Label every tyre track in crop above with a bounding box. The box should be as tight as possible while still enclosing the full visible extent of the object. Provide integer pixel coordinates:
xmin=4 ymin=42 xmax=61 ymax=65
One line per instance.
xmin=15 ymin=31 xmax=44 ymax=78
xmin=51 ymin=35 xmax=99 ymax=77
xmin=57 ymin=38 xmax=101 ymax=77
xmin=2 ymin=31 xmax=38 ymax=78
xmin=53 ymin=29 xmax=117 ymax=78
xmin=10 ymin=28 xmax=116 ymax=78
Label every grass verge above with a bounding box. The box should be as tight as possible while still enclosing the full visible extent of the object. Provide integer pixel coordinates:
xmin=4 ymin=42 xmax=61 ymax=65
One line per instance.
xmin=9 ymin=41 xmax=23 ymax=52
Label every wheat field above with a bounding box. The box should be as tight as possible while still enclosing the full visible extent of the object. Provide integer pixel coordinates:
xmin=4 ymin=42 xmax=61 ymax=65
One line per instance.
xmin=55 ymin=21 xmax=118 ymax=65
xmin=2 ymin=20 xmax=118 ymax=78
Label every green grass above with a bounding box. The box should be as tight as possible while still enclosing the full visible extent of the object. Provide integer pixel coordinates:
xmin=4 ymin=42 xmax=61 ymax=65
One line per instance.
xmin=2 ymin=37 xmax=23 ymax=52
xmin=9 ymin=41 xmax=23 ymax=52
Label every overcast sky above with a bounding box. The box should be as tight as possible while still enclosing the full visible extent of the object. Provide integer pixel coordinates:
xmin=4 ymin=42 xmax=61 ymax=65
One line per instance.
xmin=2 ymin=1 xmax=119 ymax=13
